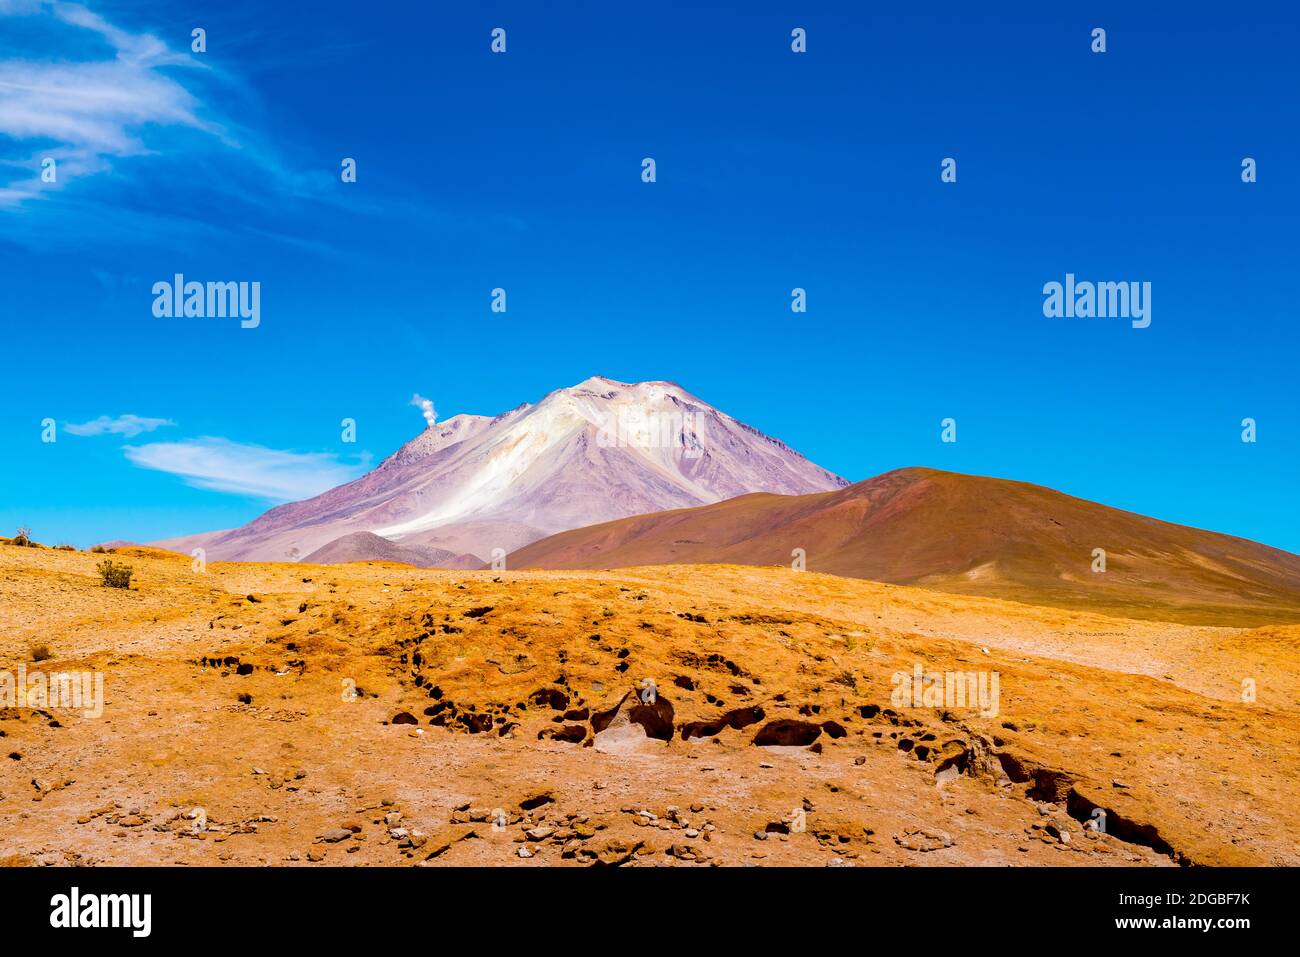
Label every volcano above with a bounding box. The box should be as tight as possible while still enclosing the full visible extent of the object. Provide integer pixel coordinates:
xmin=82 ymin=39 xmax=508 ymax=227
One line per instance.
xmin=156 ymin=377 xmax=847 ymax=564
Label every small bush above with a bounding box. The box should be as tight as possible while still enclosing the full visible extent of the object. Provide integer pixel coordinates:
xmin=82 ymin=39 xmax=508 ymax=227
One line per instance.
xmin=11 ymin=527 xmax=31 ymax=547
xmin=97 ymin=559 xmax=133 ymax=589
xmin=29 ymin=643 xmax=51 ymax=662
xmin=90 ymin=545 xmax=106 ymax=554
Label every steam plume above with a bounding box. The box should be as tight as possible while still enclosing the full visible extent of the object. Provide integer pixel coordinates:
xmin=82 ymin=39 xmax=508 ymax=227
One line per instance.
xmin=410 ymin=393 xmax=437 ymax=429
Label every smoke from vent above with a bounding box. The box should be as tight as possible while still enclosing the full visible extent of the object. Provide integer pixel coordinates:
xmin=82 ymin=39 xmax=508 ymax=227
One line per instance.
xmin=410 ymin=393 xmax=437 ymax=430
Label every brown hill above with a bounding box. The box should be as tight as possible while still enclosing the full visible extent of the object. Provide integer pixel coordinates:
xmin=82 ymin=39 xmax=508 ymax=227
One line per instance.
xmin=509 ymin=467 xmax=1300 ymax=625
xmin=303 ymin=531 xmax=481 ymax=569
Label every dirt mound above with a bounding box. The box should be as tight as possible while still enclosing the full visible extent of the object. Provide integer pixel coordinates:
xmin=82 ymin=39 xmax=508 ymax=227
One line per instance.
xmin=509 ymin=467 xmax=1300 ymax=626
xmin=303 ymin=531 xmax=480 ymax=569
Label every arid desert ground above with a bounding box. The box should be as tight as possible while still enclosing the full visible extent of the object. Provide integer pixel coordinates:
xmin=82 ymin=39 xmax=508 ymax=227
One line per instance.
xmin=2 ymin=543 xmax=1297 ymax=867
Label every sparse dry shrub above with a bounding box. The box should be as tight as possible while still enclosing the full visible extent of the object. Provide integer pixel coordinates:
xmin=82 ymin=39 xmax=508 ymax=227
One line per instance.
xmin=97 ymin=559 xmax=133 ymax=589
xmin=831 ymin=670 xmax=859 ymax=690
xmin=29 ymin=643 xmax=51 ymax=662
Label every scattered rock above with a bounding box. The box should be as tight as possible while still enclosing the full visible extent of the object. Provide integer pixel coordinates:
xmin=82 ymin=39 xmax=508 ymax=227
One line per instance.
xmin=893 ymin=827 xmax=954 ymax=852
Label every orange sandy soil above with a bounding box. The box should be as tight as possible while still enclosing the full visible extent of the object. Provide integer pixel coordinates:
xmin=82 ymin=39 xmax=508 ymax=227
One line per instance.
xmin=1 ymin=544 xmax=1297 ymax=867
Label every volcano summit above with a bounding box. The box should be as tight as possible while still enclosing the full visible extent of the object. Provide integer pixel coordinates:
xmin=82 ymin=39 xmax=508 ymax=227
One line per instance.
xmin=157 ymin=377 xmax=846 ymax=564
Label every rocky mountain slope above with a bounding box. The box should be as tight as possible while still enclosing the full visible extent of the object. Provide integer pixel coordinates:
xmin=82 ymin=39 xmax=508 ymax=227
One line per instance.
xmin=157 ymin=377 xmax=846 ymax=565
xmin=509 ymin=467 xmax=1300 ymax=625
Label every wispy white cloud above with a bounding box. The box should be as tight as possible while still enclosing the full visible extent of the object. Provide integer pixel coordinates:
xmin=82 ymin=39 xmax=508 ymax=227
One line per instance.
xmin=0 ymin=1 xmax=225 ymax=207
xmin=65 ymin=413 xmax=174 ymax=437
xmin=0 ymin=1 xmax=396 ymax=254
xmin=0 ymin=0 xmax=45 ymax=16
xmin=0 ymin=1 xmax=472 ymax=249
xmin=45 ymin=1 xmax=182 ymax=66
xmin=124 ymin=437 xmax=369 ymax=502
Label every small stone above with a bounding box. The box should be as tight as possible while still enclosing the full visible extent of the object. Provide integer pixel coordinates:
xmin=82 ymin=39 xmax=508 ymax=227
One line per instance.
xmin=525 ymin=826 xmax=554 ymax=841
xmin=517 ymin=846 xmax=533 ymax=858
xmin=319 ymin=828 xmax=352 ymax=843
xmin=753 ymin=831 xmax=768 ymax=841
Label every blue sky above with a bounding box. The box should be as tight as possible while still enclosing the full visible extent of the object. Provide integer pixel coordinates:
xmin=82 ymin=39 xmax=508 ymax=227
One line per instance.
xmin=1 ymin=0 xmax=1296 ymax=551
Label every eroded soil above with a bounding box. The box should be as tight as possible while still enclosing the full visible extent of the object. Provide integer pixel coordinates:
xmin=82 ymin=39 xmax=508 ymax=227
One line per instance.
xmin=2 ymin=546 xmax=1296 ymax=866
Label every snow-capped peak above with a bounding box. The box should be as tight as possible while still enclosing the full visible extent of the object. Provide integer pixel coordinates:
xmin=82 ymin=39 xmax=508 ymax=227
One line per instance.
xmin=175 ymin=377 xmax=847 ymax=563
